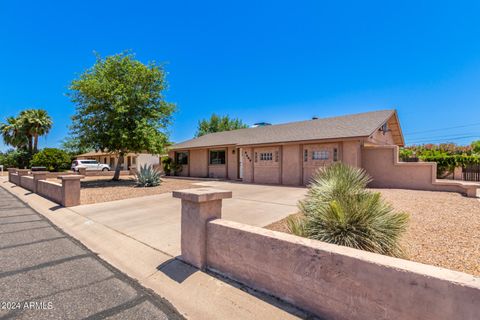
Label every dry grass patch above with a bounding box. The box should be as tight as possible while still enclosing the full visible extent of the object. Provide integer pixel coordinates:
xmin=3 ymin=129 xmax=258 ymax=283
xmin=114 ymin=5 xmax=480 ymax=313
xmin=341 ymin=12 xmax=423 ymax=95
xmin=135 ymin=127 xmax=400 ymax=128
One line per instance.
xmin=78 ymin=176 xmax=200 ymax=205
xmin=266 ymin=188 xmax=480 ymax=276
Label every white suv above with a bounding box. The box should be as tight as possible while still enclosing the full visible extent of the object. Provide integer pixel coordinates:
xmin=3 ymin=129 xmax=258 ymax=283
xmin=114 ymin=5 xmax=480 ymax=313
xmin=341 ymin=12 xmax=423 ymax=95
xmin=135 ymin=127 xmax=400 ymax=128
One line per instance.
xmin=71 ymin=160 xmax=111 ymax=172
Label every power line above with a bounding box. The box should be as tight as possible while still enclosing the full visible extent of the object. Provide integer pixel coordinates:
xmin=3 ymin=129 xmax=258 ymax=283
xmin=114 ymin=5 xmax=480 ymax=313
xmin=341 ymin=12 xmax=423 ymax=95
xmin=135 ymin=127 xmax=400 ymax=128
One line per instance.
xmin=406 ymin=135 xmax=480 ymax=144
xmin=408 ymin=132 xmax=480 ymax=142
xmin=404 ymin=122 xmax=480 ymax=136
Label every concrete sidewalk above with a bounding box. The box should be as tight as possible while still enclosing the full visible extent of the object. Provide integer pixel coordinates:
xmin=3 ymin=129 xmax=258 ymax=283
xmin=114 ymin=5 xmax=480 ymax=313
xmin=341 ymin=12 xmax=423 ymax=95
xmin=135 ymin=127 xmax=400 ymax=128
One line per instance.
xmin=0 ymin=177 xmax=307 ymax=320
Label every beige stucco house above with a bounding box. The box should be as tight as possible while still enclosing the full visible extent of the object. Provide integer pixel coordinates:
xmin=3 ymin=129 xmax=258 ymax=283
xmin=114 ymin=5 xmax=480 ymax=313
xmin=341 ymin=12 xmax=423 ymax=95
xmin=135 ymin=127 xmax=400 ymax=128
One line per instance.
xmin=170 ymin=110 xmax=403 ymax=185
xmin=76 ymin=151 xmax=162 ymax=171
xmin=170 ymin=109 xmax=479 ymax=196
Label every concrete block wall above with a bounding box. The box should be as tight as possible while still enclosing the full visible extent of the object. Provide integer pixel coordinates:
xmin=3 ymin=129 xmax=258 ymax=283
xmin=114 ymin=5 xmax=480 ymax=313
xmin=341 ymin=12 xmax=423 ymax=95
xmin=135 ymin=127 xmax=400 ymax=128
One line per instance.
xmin=175 ymin=188 xmax=480 ymax=320
xmin=37 ymin=180 xmax=63 ymax=204
xmin=8 ymin=171 xmax=83 ymax=207
xmin=362 ymin=145 xmax=479 ymax=196
xmin=20 ymin=175 xmax=34 ymax=191
xmin=10 ymin=173 xmax=20 ymax=185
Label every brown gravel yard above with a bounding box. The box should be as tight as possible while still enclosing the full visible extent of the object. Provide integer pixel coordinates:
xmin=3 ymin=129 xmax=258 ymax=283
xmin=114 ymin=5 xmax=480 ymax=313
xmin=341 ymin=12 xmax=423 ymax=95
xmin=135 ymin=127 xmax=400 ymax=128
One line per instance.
xmin=50 ymin=176 xmax=201 ymax=205
xmin=266 ymin=189 xmax=480 ymax=277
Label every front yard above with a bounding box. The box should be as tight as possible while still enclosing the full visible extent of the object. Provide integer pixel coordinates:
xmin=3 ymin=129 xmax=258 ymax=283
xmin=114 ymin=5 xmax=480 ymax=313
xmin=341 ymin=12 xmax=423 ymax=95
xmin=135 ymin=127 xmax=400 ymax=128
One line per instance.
xmin=267 ymin=188 xmax=480 ymax=276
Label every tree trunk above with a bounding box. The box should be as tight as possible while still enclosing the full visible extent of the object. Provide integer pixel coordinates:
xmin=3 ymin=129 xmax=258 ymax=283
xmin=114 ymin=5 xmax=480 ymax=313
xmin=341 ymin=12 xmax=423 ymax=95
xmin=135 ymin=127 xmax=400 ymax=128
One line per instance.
xmin=113 ymin=153 xmax=124 ymax=181
xmin=33 ymin=134 xmax=39 ymax=153
xmin=28 ymin=135 xmax=33 ymax=154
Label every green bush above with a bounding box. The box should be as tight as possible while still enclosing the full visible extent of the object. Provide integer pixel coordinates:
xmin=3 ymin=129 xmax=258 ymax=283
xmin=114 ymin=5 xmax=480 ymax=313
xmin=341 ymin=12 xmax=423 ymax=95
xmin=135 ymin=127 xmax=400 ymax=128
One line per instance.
xmin=0 ymin=149 xmax=32 ymax=168
xmin=135 ymin=164 xmax=161 ymax=187
xmin=420 ymin=154 xmax=480 ymax=178
xmin=30 ymin=148 xmax=71 ymax=171
xmin=161 ymin=156 xmax=182 ymax=176
xmin=289 ymin=163 xmax=409 ymax=257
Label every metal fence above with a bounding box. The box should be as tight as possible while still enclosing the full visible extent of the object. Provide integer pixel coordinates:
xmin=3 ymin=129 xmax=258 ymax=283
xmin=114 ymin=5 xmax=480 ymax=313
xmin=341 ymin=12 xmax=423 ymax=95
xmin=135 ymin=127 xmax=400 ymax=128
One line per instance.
xmin=463 ymin=165 xmax=480 ymax=181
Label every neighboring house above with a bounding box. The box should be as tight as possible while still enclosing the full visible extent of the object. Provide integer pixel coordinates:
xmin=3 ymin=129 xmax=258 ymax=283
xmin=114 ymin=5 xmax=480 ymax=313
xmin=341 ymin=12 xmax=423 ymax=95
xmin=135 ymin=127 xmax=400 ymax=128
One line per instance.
xmin=169 ymin=109 xmax=479 ymax=196
xmin=75 ymin=151 xmax=162 ymax=171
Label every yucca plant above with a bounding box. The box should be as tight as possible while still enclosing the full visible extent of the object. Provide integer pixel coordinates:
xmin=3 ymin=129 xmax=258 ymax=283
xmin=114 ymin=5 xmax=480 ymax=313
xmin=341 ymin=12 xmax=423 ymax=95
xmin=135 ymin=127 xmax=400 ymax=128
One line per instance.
xmin=135 ymin=164 xmax=162 ymax=187
xmin=289 ymin=163 xmax=409 ymax=257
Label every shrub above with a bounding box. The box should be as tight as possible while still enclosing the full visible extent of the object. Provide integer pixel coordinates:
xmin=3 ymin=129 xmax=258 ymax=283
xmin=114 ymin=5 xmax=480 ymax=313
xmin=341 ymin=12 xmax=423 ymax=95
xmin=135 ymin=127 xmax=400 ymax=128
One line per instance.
xmin=289 ymin=163 xmax=409 ymax=257
xmin=161 ymin=156 xmax=183 ymax=176
xmin=135 ymin=164 xmax=161 ymax=187
xmin=420 ymin=154 xmax=480 ymax=178
xmin=0 ymin=149 xmax=32 ymax=168
xmin=30 ymin=148 xmax=71 ymax=171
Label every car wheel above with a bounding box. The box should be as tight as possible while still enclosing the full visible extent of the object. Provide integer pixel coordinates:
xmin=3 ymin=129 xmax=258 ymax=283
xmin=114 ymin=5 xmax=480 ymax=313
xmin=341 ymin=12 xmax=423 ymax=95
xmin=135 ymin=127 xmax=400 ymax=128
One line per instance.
xmin=102 ymin=168 xmax=109 ymax=171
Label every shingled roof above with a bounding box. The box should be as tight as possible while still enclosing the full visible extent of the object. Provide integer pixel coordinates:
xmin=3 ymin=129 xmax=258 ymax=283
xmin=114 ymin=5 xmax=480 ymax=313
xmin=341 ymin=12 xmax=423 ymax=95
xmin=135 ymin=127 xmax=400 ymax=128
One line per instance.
xmin=172 ymin=110 xmax=399 ymax=150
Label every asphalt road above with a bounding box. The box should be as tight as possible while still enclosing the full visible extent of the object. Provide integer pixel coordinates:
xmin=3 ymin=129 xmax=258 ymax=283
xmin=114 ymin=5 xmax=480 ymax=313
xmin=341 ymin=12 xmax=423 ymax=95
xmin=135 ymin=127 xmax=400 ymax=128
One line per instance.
xmin=0 ymin=186 xmax=184 ymax=320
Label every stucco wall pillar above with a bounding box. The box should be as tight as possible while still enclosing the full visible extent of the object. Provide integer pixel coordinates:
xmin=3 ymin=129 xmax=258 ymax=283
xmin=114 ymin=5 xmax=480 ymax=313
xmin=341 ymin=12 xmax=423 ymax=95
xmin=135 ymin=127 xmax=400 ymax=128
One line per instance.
xmin=453 ymin=166 xmax=463 ymax=180
xmin=17 ymin=169 xmax=30 ymax=177
xmin=17 ymin=169 xmax=30 ymax=188
xmin=173 ymin=188 xmax=232 ymax=269
xmin=7 ymin=168 xmax=18 ymax=183
xmin=32 ymin=171 xmax=48 ymax=193
xmin=57 ymin=175 xmax=84 ymax=207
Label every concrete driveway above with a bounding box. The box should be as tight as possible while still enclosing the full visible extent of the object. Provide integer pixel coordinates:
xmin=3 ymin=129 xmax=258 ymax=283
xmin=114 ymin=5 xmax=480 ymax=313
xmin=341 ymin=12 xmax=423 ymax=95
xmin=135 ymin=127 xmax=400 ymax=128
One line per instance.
xmin=70 ymin=180 xmax=307 ymax=257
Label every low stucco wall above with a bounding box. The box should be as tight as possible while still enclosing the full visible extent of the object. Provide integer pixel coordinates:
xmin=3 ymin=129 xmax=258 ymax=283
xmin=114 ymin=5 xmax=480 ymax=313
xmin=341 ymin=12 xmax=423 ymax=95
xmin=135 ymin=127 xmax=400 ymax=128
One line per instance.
xmin=10 ymin=173 xmax=20 ymax=185
xmin=362 ymin=145 xmax=468 ymax=194
xmin=45 ymin=172 xmax=77 ymax=179
xmin=36 ymin=180 xmax=63 ymax=204
xmin=45 ymin=171 xmax=129 ymax=178
xmin=84 ymin=170 xmax=130 ymax=177
xmin=20 ymin=175 xmax=34 ymax=191
xmin=206 ymin=219 xmax=480 ymax=320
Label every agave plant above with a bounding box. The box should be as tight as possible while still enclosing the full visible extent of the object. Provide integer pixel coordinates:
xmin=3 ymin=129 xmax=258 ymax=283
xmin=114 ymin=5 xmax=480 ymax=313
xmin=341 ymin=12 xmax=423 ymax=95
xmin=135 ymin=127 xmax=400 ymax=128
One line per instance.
xmin=289 ymin=163 xmax=409 ymax=258
xmin=135 ymin=164 xmax=162 ymax=187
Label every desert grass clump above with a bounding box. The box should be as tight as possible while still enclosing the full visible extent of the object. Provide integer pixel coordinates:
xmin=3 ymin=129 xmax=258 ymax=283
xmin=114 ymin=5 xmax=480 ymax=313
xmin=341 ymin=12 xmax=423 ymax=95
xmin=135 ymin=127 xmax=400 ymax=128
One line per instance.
xmin=289 ymin=163 xmax=409 ymax=257
xmin=135 ymin=164 xmax=162 ymax=187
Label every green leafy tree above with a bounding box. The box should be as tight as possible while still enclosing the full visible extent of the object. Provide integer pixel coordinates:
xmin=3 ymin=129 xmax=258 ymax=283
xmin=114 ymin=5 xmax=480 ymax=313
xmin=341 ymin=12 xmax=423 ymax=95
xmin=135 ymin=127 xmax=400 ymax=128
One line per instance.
xmin=471 ymin=140 xmax=480 ymax=154
xmin=0 ymin=149 xmax=32 ymax=168
xmin=195 ymin=114 xmax=248 ymax=137
xmin=69 ymin=52 xmax=176 ymax=180
xmin=30 ymin=148 xmax=71 ymax=172
xmin=60 ymin=136 xmax=91 ymax=156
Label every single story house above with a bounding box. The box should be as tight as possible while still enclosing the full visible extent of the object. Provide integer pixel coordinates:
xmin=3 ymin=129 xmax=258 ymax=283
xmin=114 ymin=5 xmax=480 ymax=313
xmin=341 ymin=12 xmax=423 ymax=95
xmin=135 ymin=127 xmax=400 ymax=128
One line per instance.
xmin=75 ymin=151 xmax=162 ymax=171
xmin=169 ymin=109 xmax=479 ymax=196
xmin=169 ymin=110 xmax=403 ymax=185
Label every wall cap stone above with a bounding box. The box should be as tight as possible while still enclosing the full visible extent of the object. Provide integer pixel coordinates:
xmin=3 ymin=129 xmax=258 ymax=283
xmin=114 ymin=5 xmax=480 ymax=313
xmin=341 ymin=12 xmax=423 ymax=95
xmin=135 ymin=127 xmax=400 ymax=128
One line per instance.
xmin=32 ymin=171 xmax=49 ymax=175
xmin=173 ymin=188 xmax=232 ymax=202
xmin=57 ymin=175 xmax=85 ymax=181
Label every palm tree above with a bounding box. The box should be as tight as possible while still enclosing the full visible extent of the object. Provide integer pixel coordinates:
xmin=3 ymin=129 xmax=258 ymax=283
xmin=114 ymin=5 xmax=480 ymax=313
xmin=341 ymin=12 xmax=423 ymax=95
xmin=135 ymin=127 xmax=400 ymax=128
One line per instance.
xmin=19 ymin=109 xmax=52 ymax=153
xmin=0 ymin=116 xmax=28 ymax=149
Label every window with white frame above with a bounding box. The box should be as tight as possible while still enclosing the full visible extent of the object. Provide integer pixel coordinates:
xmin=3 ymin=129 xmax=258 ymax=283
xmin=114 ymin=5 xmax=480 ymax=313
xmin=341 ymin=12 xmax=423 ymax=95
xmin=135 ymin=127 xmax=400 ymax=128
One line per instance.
xmin=259 ymin=152 xmax=273 ymax=161
xmin=312 ymin=150 xmax=329 ymax=160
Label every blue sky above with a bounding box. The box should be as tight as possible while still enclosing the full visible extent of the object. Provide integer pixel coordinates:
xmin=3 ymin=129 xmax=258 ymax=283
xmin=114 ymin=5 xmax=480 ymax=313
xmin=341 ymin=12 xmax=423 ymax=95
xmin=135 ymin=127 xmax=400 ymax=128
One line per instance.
xmin=1 ymin=0 xmax=480 ymax=151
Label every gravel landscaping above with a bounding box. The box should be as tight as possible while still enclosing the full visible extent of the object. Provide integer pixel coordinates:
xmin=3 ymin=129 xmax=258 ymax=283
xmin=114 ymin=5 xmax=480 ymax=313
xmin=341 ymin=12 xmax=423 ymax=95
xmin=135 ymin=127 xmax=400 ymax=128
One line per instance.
xmin=266 ymin=188 xmax=480 ymax=277
xmin=66 ymin=176 xmax=199 ymax=205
